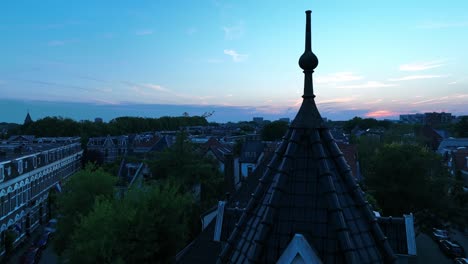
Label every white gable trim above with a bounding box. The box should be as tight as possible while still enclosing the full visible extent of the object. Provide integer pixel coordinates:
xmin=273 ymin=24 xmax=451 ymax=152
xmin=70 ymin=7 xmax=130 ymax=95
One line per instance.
xmin=213 ymin=201 xmax=225 ymax=242
xmin=404 ymin=213 xmax=417 ymax=255
xmin=277 ymin=234 xmax=323 ymax=264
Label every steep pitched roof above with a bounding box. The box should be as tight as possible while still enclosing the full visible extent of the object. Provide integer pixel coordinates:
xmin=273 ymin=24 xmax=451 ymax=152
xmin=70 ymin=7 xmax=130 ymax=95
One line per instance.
xmin=218 ymin=10 xmax=396 ymax=264
xmin=239 ymin=141 xmax=265 ymax=163
xmin=437 ymin=138 xmax=468 ymax=154
xmin=202 ymin=137 xmax=233 ymax=163
xmin=24 ymin=112 xmax=33 ymax=125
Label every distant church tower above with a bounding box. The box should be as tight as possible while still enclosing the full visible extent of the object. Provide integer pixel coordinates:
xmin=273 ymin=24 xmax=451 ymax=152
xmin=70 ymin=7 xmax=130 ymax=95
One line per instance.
xmin=24 ymin=111 xmax=33 ymax=125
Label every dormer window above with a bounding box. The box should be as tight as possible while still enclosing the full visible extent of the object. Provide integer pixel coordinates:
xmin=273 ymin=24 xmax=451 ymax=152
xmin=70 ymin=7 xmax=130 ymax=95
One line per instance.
xmin=18 ymin=160 xmax=23 ymax=174
xmin=7 ymin=167 xmax=11 ymax=176
xmin=25 ymin=161 xmax=28 ymax=169
xmin=33 ymin=156 xmax=37 ymax=168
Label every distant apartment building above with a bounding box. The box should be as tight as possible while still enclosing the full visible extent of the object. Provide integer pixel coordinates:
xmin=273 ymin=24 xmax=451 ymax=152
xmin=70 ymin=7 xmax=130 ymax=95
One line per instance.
xmin=400 ymin=112 xmax=453 ymax=126
xmin=423 ymin=112 xmax=453 ymax=126
xmin=252 ymin=117 xmax=263 ymax=124
xmin=0 ymin=136 xmax=82 ymax=254
xmin=399 ymin=114 xmax=424 ymax=124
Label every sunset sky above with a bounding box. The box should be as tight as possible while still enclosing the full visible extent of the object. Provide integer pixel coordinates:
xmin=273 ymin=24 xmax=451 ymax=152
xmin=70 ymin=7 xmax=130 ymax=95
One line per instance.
xmin=1 ymin=0 xmax=468 ymax=123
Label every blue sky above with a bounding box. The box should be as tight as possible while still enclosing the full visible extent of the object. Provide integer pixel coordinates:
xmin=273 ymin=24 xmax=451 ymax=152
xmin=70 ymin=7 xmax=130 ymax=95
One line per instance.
xmin=1 ymin=0 xmax=468 ymax=123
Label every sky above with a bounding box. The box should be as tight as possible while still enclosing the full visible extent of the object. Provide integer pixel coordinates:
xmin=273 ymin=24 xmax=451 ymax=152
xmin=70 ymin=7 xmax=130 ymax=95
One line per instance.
xmin=1 ymin=0 xmax=468 ymax=123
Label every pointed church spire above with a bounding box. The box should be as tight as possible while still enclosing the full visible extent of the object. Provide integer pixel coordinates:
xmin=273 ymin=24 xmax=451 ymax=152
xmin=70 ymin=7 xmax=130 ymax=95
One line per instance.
xmin=291 ymin=11 xmax=323 ymax=129
xmin=24 ymin=111 xmax=33 ymax=125
xmin=299 ymin=10 xmax=319 ymax=98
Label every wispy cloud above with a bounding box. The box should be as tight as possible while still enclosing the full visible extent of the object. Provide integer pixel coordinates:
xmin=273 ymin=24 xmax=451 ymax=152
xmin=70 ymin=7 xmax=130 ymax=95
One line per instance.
xmin=15 ymin=78 xmax=92 ymax=91
xmin=416 ymin=21 xmax=468 ymax=29
xmin=365 ymin=110 xmax=398 ymax=118
xmin=389 ymin=74 xmax=448 ymax=81
xmin=411 ymin=98 xmax=439 ymax=105
xmin=224 ymin=49 xmax=248 ymax=62
xmin=315 ymin=72 xmax=363 ymax=84
xmin=316 ymin=96 xmax=358 ymax=105
xmin=336 ymin=81 xmax=397 ymax=89
xmin=122 ymin=81 xmax=169 ymax=93
xmin=222 ymin=22 xmax=244 ymax=40
xmin=143 ymin=83 xmax=170 ymax=92
xmin=135 ymin=29 xmax=154 ymax=36
xmin=399 ymin=61 xmax=445 ymax=71
xmin=47 ymin=40 xmax=78 ymax=46
xmin=363 ymin=99 xmax=383 ymax=105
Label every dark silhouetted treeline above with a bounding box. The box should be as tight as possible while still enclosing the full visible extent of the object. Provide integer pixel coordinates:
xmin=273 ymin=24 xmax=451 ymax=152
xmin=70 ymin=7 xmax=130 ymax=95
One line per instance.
xmin=10 ymin=115 xmax=208 ymax=144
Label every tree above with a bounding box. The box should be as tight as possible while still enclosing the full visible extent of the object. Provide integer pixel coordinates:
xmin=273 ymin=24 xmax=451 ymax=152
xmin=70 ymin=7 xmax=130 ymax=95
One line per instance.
xmin=149 ymin=132 xmax=224 ymax=210
xmin=366 ymin=144 xmax=450 ymax=216
xmin=261 ymin=121 xmax=288 ymax=141
xmin=54 ymin=164 xmax=117 ymax=255
xmin=67 ymin=183 xmax=193 ymax=263
xmin=455 ymin=116 xmax=468 ymax=137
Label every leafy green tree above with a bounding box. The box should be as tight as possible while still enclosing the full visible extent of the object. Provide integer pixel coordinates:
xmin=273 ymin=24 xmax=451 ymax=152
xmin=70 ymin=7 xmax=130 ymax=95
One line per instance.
xmin=54 ymin=164 xmax=117 ymax=255
xmin=455 ymin=116 xmax=468 ymax=137
xmin=67 ymin=183 xmax=192 ymax=264
xmin=451 ymin=171 xmax=468 ymax=210
xmin=261 ymin=121 xmax=288 ymax=141
xmin=366 ymin=144 xmax=450 ymax=216
xmin=150 ymin=133 xmax=224 ymax=210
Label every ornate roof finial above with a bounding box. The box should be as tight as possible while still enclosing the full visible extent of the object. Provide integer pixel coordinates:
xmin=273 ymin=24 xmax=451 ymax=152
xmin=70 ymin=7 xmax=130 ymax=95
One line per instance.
xmin=299 ymin=10 xmax=319 ymax=98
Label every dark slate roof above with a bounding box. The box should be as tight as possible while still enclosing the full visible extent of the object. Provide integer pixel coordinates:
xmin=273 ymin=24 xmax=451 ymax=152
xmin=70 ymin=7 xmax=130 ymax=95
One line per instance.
xmin=337 ymin=142 xmax=360 ymax=180
xmin=176 ymin=221 xmax=221 ymax=264
xmin=202 ymin=137 xmax=233 ymax=163
xmin=376 ymin=217 xmax=408 ymax=255
xmin=239 ymin=141 xmax=265 ymax=163
xmin=217 ymin=10 xmax=396 ymax=264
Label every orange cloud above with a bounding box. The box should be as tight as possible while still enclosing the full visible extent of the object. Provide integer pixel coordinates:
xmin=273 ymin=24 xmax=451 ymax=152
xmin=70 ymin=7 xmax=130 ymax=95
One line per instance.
xmin=365 ymin=110 xmax=398 ymax=118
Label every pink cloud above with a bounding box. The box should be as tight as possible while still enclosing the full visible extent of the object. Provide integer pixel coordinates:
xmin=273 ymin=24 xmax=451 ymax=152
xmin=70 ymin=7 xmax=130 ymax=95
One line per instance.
xmin=365 ymin=110 xmax=398 ymax=118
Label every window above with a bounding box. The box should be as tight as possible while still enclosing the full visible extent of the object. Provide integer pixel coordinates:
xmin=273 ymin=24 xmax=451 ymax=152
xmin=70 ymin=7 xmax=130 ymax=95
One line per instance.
xmin=33 ymin=156 xmax=37 ymax=168
xmin=25 ymin=161 xmax=28 ymax=169
xmin=0 ymin=166 xmax=3 ymax=182
xmin=18 ymin=160 xmax=23 ymax=174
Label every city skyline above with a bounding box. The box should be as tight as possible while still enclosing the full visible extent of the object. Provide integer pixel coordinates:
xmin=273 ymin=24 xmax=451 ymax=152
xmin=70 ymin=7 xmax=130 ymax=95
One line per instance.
xmin=1 ymin=1 xmax=468 ymax=123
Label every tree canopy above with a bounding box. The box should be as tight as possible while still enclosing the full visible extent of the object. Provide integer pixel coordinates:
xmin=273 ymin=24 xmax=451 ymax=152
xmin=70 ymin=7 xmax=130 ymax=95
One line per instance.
xmin=261 ymin=120 xmax=288 ymax=141
xmin=343 ymin=117 xmax=392 ymax=133
xmin=11 ymin=115 xmax=209 ymax=146
xmin=149 ymin=132 xmax=224 ymax=210
xmin=365 ymin=144 xmax=450 ymax=216
xmin=67 ymin=183 xmax=192 ymax=264
xmin=54 ymin=165 xmax=117 ymax=254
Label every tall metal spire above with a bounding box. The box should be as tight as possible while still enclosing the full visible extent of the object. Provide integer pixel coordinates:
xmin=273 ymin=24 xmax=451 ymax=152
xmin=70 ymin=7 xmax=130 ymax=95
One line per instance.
xmin=291 ymin=10 xmax=323 ymax=129
xmin=298 ymin=10 xmax=319 ymax=98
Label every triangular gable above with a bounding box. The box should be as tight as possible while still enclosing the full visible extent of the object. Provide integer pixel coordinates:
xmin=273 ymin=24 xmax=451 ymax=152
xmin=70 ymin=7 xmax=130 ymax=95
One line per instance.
xmin=276 ymin=234 xmax=323 ymax=264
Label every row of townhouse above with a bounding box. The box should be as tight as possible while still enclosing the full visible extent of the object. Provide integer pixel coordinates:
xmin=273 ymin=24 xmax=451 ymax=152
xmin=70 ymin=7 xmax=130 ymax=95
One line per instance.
xmin=0 ymin=136 xmax=82 ymax=255
xmin=87 ymin=133 xmax=173 ymax=163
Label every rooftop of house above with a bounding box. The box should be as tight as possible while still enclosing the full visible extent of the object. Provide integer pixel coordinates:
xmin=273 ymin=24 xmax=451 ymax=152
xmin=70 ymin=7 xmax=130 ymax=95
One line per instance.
xmin=0 ymin=136 xmax=81 ymax=162
xmin=202 ymin=137 xmax=233 ymax=162
xmin=238 ymin=141 xmax=265 ymax=163
xmin=437 ymin=138 xmax=468 ymax=154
